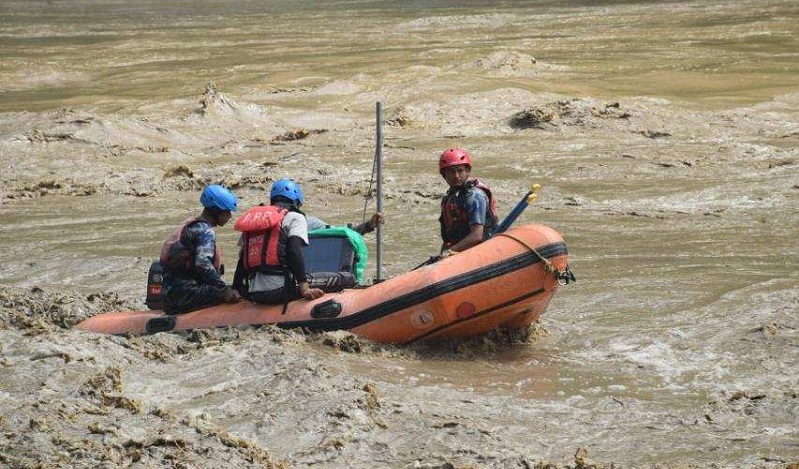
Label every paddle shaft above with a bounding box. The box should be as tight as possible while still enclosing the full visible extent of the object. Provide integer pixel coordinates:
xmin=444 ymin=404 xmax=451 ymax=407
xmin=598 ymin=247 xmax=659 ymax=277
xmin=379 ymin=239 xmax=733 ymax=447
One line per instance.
xmin=493 ymin=184 xmax=540 ymax=235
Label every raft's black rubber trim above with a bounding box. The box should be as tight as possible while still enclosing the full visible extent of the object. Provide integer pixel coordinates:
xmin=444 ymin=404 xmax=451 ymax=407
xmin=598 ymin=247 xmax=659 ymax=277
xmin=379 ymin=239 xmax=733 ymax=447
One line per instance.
xmin=403 ymin=287 xmax=546 ymax=344
xmin=146 ymin=315 xmax=176 ymax=333
xmin=274 ymin=242 xmax=567 ymax=333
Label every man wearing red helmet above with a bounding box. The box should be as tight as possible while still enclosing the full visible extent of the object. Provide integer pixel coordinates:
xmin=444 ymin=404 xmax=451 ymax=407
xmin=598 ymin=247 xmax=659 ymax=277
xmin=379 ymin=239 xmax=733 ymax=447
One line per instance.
xmin=438 ymin=148 xmax=498 ymax=257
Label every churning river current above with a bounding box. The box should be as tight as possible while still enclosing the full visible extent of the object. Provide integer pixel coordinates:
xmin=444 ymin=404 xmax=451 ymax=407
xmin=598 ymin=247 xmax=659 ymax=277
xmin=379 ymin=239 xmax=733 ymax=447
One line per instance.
xmin=0 ymin=0 xmax=797 ymax=467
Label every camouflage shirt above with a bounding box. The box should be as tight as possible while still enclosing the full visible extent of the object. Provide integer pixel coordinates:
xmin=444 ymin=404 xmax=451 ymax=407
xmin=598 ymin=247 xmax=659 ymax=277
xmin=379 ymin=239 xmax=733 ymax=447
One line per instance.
xmin=164 ymin=219 xmax=225 ymax=288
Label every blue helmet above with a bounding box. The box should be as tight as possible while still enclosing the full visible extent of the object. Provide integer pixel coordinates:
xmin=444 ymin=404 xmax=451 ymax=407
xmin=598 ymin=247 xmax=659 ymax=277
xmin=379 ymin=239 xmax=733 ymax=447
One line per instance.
xmin=270 ymin=179 xmax=304 ymax=206
xmin=200 ymin=184 xmax=238 ymax=212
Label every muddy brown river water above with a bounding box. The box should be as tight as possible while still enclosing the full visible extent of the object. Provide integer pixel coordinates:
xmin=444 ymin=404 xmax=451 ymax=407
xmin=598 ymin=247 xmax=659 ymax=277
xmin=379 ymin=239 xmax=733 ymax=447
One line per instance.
xmin=1 ymin=0 xmax=797 ymax=467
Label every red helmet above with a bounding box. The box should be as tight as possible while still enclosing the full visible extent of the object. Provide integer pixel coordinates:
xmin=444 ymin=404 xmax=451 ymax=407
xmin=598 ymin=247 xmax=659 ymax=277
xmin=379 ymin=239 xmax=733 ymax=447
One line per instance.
xmin=439 ymin=148 xmax=473 ymax=173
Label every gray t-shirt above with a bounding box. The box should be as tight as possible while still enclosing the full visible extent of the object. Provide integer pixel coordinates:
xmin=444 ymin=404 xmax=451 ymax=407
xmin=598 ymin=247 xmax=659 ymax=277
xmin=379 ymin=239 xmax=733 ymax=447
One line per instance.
xmin=248 ymin=211 xmax=308 ymax=293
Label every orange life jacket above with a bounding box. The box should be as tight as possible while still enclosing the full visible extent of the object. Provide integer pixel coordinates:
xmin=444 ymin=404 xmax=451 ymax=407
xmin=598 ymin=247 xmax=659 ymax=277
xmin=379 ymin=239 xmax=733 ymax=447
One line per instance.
xmin=234 ymin=205 xmax=288 ymax=272
xmin=440 ymin=178 xmax=499 ymax=248
xmin=160 ymin=217 xmax=222 ymax=273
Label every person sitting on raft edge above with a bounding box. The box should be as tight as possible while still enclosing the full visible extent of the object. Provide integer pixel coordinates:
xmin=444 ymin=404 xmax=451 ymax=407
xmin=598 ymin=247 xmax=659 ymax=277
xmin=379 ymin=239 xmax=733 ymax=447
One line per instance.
xmin=233 ymin=179 xmax=325 ymax=305
xmin=159 ymin=184 xmax=241 ymax=315
xmin=437 ymin=147 xmax=499 ymax=258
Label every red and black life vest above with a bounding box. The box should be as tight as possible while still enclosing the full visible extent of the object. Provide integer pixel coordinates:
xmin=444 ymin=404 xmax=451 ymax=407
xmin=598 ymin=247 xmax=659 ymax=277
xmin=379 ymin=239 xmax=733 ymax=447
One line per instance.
xmin=160 ymin=217 xmax=222 ymax=273
xmin=234 ymin=205 xmax=288 ymax=273
xmin=440 ymin=178 xmax=499 ymax=248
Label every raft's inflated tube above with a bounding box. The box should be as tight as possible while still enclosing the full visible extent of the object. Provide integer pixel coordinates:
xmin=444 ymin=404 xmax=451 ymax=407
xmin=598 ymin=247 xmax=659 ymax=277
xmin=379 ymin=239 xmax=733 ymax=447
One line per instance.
xmin=76 ymin=224 xmax=570 ymax=344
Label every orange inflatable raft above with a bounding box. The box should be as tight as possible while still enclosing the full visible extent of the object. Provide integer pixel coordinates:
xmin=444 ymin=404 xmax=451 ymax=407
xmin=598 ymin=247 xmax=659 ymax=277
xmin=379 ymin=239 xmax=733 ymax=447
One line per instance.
xmin=75 ymin=224 xmax=573 ymax=344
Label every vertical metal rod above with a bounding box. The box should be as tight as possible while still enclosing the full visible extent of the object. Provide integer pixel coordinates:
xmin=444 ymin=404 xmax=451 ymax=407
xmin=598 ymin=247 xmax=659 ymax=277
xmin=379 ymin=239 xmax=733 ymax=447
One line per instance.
xmin=375 ymin=102 xmax=384 ymax=282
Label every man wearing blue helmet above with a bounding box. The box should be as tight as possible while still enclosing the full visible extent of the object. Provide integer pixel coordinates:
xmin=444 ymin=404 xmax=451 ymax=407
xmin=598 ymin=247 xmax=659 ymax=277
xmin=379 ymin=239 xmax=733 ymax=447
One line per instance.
xmin=160 ymin=184 xmax=241 ymax=314
xmin=234 ymin=179 xmax=325 ymax=304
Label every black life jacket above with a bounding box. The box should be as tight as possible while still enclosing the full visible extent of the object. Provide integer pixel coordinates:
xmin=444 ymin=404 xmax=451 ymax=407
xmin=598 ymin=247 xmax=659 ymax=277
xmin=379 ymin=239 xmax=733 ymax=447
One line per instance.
xmin=439 ymin=178 xmax=499 ymax=248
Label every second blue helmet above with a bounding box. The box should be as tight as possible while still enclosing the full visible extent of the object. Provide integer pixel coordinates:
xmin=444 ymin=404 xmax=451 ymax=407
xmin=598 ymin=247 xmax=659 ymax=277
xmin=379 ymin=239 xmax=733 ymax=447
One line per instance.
xmin=270 ymin=179 xmax=304 ymax=206
xmin=200 ymin=184 xmax=238 ymax=212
